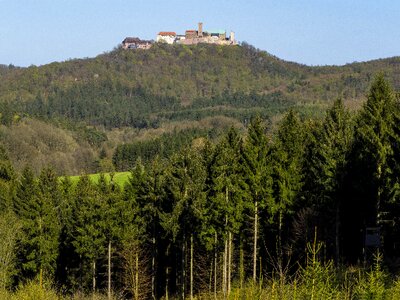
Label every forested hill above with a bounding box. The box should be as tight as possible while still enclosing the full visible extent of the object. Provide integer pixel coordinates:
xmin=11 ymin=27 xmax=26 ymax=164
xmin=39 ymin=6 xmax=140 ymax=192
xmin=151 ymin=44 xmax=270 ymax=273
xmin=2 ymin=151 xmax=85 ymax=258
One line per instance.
xmin=1 ymin=43 xmax=400 ymax=174
xmin=1 ymin=43 xmax=400 ymax=128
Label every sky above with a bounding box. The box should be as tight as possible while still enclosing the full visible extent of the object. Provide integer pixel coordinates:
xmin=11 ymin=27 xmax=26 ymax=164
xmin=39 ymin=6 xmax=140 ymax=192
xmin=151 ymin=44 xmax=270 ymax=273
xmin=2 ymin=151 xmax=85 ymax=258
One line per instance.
xmin=1 ymin=0 xmax=400 ymax=67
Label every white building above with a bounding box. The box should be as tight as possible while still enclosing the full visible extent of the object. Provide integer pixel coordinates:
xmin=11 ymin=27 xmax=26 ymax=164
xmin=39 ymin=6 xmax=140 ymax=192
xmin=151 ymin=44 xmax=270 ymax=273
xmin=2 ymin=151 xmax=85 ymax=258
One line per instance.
xmin=156 ymin=32 xmax=176 ymax=44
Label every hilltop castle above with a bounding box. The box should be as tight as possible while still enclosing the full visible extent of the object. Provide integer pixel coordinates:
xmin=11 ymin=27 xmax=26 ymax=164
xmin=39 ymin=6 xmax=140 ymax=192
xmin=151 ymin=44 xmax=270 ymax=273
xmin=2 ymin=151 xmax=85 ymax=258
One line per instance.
xmin=122 ymin=22 xmax=236 ymax=49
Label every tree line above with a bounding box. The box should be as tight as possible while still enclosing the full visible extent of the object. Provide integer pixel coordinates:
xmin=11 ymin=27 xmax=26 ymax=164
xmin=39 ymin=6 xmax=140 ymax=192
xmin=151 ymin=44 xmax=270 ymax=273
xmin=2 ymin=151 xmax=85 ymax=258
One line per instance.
xmin=0 ymin=75 xmax=399 ymax=298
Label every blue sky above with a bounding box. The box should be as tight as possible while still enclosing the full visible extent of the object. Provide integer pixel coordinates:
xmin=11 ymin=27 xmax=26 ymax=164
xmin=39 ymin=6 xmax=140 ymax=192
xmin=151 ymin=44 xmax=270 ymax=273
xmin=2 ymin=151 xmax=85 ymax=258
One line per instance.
xmin=1 ymin=0 xmax=400 ymax=67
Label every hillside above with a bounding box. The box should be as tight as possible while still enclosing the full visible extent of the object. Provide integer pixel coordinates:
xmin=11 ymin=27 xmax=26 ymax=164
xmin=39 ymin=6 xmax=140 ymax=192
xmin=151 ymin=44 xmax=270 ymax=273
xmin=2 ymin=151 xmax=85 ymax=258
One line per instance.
xmin=1 ymin=43 xmax=400 ymax=174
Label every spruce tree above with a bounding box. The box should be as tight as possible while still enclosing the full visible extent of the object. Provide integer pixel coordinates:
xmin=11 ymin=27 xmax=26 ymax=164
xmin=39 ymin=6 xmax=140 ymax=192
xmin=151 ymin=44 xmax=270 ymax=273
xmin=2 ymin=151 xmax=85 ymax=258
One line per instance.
xmin=68 ymin=175 xmax=106 ymax=292
xmin=162 ymin=147 xmax=206 ymax=299
xmin=14 ymin=167 xmax=60 ymax=285
xmin=355 ymin=75 xmax=395 ymax=226
xmin=241 ymin=116 xmax=271 ymax=283
xmin=345 ymin=74 xmax=396 ymax=261
xmin=96 ymin=173 xmax=122 ymax=299
xmin=302 ymin=99 xmax=353 ymax=262
xmin=270 ymin=110 xmax=305 ymax=262
xmin=124 ymin=157 xmax=166 ymax=299
xmin=384 ymin=92 xmax=400 ymax=256
xmin=206 ymin=128 xmax=246 ymax=295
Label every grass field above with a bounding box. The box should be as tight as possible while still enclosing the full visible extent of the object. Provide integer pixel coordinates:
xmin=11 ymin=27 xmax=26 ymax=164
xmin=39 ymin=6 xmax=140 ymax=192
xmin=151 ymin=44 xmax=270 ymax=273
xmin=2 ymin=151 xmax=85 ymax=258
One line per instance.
xmin=67 ymin=171 xmax=131 ymax=187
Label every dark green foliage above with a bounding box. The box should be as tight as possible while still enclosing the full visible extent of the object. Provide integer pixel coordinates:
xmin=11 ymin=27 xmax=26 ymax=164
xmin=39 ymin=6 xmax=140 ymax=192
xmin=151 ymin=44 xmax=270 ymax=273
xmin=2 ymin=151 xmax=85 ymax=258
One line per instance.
xmin=240 ymin=116 xmax=271 ymax=280
xmin=303 ymin=99 xmax=353 ymax=204
xmin=270 ymin=110 xmax=305 ymax=260
xmin=302 ymin=99 xmax=353 ymax=261
xmin=162 ymin=147 xmax=206 ymax=240
xmin=66 ymin=175 xmax=106 ymax=290
xmin=2 ymin=43 xmax=400 ymax=134
xmin=14 ymin=167 xmax=60 ymax=280
xmin=346 ymin=75 xmax=396 ymax=257
xmin=3 ymin=75 xmax=400 ymax=298
xmin=112 ymin=128 xmax=209 ymax=171
xmin=271 ymin=110 xmax=305 ymax=217
xmin=241 ymin=116 xmax=271 ymax=216
xmin=5 ymin=44 xmax=400 ymax=177
xmin=206 ymin=128 xmax=246 ymax=241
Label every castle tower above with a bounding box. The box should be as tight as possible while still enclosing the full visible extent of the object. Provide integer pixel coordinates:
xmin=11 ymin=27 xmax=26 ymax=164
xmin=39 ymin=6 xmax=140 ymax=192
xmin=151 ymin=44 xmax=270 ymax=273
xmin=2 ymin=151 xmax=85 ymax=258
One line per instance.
xmin=230 ymin=31 xmax=235 ymax=43
xmin=198 ymin=22 xmax=203 ymax=37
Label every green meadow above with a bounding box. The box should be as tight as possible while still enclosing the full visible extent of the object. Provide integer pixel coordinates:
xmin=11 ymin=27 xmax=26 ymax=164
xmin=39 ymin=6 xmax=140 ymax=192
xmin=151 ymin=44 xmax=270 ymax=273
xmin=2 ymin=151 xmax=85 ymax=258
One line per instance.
xmin=66 ymin=171 xmax=131 ymax=187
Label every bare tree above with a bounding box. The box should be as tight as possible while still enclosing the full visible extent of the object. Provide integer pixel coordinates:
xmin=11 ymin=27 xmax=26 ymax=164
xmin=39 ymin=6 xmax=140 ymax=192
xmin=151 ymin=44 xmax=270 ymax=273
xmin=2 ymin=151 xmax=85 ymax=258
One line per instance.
xmin=120 ymin=240 xmax=151 ymax=300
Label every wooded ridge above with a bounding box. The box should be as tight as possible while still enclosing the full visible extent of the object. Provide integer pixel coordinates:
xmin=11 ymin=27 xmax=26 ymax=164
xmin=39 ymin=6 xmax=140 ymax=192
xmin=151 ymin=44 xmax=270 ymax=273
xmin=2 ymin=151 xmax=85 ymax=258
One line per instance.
xmin=1 ymin=44 xmax=400 ymax=175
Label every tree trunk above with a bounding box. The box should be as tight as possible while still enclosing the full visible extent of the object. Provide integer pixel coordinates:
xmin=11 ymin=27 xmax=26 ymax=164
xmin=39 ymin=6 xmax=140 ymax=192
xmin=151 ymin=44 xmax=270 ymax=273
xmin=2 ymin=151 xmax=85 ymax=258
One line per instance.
xmin=182 ymin=235 xmax=186 ymax=300
xmin=209 ymin=257 xmax=213 ymax=294
xmin=166 ymin=245 xmax=170 ymax=300
xmin=108 ymin=241 xmax=112 ymax=300
xmin=278 ymin=210 xmax=283 ymax=276
xmin=240 ymin=239 xmax=244 ymax=290
xmin=135 ymin=251 xmax=139 ymax=300
xmin=335 ymin=205 xmax=340 ymax=265
xmin=227 ymin=232 xmax=232 ymax=297
xmin=214 ymin=232 xmax=217 ymax=300
xmin=152 ymin=236 xmax=156 ymax=300
xmin=93 ymin=261 xmax=96 ymax=294
xmin=223 ymin=186 xmax=228 ymax=297
xmin=377 ymin=164 xmax=382 ymax=226
xmin=253 ymin=200 xmax=258 ymax=283
xmin=190 ymin=234 xmax=194 ymax=300
xmin=223 ymin=237 xmax=227 ymax=298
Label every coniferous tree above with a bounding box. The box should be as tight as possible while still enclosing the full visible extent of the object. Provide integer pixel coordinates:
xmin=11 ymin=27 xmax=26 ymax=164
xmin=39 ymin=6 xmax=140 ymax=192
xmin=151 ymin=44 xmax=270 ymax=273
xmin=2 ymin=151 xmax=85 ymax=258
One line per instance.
xmin=56 ymin=175 xmax=75 ymax=289
xmin=345 ymin=74 xmax=396 ymax=261
xmin=383 ymin=93 xmax=400 ymax=257
xmin=302 ymin=99 xmax=353 ymax=262
xmin=241 ymin=116 xmax=271 ymax=283
xmin=162 ymin=147 xmax=206 ymax=299
xmin=68 ymin=175 xmax=106 ymax=292
xmin=356 ymin=75 xmax=395 ymax=222
xmin=96 ymin=173 xmax=122 ymax=298
xmin=124 ymin=159 xmax=163 ymax=299
xmin=270 ymin=110 xmax=305 ymax=263
xmin=14 ymin=167 xmax=60 ymax=285
xmin=140 ymin=157 xmax=167 ymax=299
xmin=36 ymin=168 xmax=61 ymax=282
xmin=209 ymin=128 xmax=246 ymax=295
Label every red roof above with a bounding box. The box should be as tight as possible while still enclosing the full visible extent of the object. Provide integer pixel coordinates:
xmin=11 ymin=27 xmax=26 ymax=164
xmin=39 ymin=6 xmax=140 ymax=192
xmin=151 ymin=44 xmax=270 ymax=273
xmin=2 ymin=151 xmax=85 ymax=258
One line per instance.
xmin=185 ymin=30 xmax=197 ymax=33
xmin=158 ymin=32 xmax=176 ymax=36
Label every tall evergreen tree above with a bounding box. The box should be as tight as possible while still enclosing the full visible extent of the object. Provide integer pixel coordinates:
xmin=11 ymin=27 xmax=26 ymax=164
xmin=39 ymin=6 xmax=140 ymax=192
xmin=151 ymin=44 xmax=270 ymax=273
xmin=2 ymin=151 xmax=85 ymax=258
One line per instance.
xmin=96 ymin=173 xmax=122 ymax=299
xmin=356 ymin=75 xmax=395 ymax=221
xmin=241 ymin=116 xmax=271 ymax=283
xmin=383 ymin=92 xmax=400 ymax=257
xmin=67 ymin=175 xmax=106 ymax=292
xmin=345 ymin=74 xmax=396 ymax=261
xmin=56 ymin=175 xmax=75 ymax=289
xmin=162 ymin=147 xmax=207 ymax=299
xmin=270 ymin=110 xmax=305 ymax=262
xmin=14 ymin=167 xmax=60 ymax=285
xmin=123 ymin=159 xmax=164 ymax=299
xmin=302 ymin=99 xmax=353 ymax=262
xmin=210 ymin=128 xmax=246 ymax=296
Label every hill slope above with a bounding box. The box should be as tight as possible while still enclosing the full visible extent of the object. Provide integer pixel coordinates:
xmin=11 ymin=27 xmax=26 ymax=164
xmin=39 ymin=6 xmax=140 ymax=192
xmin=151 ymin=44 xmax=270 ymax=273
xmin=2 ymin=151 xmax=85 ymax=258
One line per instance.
xmin=1 ymin=43 xmax=400 ymax=127
xmin=1 ymin=43 xmax=400 ymax=174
